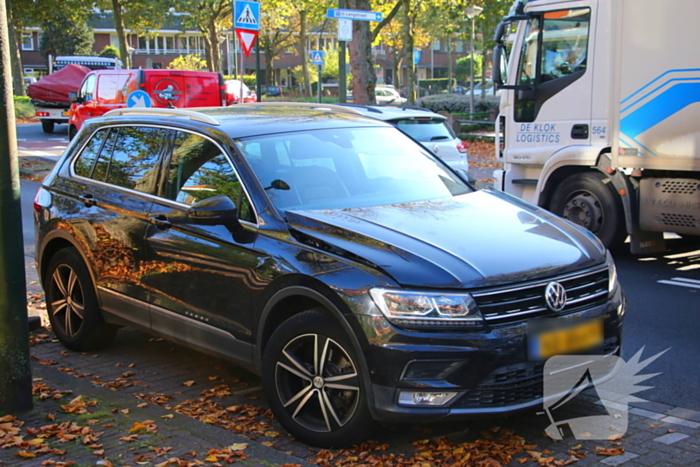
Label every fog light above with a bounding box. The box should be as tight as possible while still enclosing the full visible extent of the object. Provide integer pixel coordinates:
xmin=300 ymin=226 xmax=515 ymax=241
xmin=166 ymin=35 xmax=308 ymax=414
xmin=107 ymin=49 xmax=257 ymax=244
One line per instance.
xmin=398 ymin=391 xmax=458 ymax=406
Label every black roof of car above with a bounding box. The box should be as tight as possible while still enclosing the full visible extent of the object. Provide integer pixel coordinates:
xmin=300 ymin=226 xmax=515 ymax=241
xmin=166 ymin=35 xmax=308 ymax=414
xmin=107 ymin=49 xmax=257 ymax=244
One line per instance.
xmin=98 ymin=104 xmax=392 ymax=140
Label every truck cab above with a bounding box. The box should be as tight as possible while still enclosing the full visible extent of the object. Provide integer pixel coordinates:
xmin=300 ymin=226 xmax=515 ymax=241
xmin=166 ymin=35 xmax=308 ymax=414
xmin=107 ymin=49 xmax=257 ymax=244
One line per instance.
xmin=493 ymin=0 xmax=700 ymax=253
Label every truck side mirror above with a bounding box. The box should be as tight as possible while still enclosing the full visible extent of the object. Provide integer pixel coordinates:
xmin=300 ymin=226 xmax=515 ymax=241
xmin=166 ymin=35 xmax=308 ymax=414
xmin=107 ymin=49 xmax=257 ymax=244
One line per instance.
xmin=493 ymin=45 xmax=505 ymax=88
xmin=69 ymin=92 xmax=82 ymax=104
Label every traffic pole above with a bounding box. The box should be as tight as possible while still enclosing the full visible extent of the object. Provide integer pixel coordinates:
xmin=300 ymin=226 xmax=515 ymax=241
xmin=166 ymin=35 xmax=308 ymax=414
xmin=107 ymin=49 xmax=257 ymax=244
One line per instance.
xmin=0 ymin=0 xmax=33 ymax=414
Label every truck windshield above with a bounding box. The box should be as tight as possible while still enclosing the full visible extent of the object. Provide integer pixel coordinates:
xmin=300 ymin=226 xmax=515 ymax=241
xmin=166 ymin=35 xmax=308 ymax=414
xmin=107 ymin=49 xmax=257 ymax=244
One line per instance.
xmin=517 ymin=8 xmax=590 ymax=86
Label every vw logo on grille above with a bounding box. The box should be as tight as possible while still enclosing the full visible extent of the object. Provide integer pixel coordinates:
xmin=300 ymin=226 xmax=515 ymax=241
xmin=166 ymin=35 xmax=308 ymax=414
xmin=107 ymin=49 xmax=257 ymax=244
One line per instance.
xmin=545 ymin=281 xmax=567 ymax=312
xmin=433 ymin=144 xmax=440 ymax=154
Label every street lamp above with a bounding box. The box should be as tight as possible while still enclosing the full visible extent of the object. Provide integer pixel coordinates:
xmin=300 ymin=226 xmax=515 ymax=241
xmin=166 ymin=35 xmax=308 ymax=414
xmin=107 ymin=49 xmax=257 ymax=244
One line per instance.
xmin=465 ymin=5 xmax=483 ymax=117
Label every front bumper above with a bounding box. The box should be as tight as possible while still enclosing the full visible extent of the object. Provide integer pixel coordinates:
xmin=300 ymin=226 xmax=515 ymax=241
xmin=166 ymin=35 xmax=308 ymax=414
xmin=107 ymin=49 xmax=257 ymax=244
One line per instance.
xmin=358 ymin=287 xmax=625 ymax=424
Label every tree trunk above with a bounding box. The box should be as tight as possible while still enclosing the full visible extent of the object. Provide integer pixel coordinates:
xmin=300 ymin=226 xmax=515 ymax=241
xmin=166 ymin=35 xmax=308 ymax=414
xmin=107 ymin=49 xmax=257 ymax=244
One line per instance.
xmin=347 ymin=0 xmax=375 ymax=105
xmin=5 ymin=0 xmax=24 ymax=96
xmin=446 ymin=35 xmax=453 ymax=93
xmin=207 ymin=18 xmax=220 ymax=73
xmin=298 ymin=10 xmax=311 ymax=96
xmin=112 ymin=0 xmax=130 ymax=69
xmin=403 ymin=1 xmax=415 ymax=105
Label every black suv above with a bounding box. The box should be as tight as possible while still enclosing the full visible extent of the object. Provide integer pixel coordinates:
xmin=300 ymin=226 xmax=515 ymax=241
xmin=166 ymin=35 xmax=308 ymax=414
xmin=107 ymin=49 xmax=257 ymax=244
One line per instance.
xmin=34 ymin=104 xmax=625 ymax=447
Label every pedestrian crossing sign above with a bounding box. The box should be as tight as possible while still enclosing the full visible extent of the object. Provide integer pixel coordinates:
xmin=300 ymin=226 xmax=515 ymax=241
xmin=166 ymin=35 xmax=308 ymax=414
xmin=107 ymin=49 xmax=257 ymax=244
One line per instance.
xmin=311 ymin=51 xmax=325 ymax=65
xmin=235 ymin=1 xmax=260 ymax=31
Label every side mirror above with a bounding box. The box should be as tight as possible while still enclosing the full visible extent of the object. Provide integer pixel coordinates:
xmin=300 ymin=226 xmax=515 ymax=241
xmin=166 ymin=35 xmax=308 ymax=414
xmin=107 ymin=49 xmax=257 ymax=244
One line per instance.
xmin=69 ymin=92 xmax=82 ymax=104
xmin=188 ymin=195 xmax=239 ymax=227
xmin=493 ymin=45 xmax=505 ymax=88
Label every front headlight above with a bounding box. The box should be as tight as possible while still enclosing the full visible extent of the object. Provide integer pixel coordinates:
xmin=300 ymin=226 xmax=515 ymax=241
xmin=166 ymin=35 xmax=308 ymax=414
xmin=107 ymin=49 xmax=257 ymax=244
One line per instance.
xmin=607 ymin=253 xmax=618 ymax=293
xmin=369 ymin=288 xmax=483 ymax=329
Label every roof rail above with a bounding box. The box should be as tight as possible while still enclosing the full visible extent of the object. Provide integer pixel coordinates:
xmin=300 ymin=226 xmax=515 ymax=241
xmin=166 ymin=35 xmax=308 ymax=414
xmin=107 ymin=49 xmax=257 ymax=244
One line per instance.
xmin=103 ymin=108 xmax=220 ymax=126
xmin=236 ymin=101 xmax=366 ymax=115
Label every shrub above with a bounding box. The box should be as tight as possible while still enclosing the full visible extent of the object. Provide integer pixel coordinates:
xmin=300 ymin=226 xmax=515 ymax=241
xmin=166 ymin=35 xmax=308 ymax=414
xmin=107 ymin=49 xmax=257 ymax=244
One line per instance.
xmin=167 ymin=54 xmax=207 ymax=71
xmin=419 ymin=94 xmax=499 ymax=117
xmin=14 ymin=96 xmax=36 ymax=120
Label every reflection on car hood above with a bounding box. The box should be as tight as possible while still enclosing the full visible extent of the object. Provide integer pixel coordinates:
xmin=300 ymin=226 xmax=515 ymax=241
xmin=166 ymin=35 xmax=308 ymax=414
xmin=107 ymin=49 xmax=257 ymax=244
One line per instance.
xmin=286 ymin=189 xmax=605 ymax=288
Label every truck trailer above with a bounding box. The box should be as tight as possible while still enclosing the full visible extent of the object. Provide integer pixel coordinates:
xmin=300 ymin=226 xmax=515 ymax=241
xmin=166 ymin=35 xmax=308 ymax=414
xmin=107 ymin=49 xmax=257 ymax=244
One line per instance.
xmin=492 ymin=0 xmax=700 ymax=254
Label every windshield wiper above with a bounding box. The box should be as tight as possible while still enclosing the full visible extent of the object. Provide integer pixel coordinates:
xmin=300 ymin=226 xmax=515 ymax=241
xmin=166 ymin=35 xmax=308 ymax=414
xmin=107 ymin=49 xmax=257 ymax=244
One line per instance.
xmin=430 ymin=135 xmax=450 ymax=141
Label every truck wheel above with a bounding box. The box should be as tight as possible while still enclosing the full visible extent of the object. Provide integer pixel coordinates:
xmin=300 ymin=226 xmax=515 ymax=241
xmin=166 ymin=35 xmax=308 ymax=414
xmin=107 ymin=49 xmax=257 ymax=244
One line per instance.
xmin=262 ymin=309 xmax=374 ymax=447
xmin=550 ymin=172 xmax=626 ymax=249
xmin=68 ymin=125 xmax=77 ymax=142
xmin=41 ymin=120 xmax=54 ymax=133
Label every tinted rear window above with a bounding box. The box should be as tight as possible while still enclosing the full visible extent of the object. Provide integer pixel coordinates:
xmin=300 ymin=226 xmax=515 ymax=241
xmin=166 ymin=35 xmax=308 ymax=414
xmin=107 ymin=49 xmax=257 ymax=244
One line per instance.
xmin=393 ymin=119 xmax=455 ymax=142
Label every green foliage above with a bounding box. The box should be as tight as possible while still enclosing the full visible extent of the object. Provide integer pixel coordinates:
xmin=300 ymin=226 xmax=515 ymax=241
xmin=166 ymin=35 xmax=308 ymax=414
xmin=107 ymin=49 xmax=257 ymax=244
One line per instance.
xmin=167 ymin=55 xmax=207 ymax=71
xmin=99 ymin=45 xmax=120 ymax=58
xmin=456 ymin=54 xmax=483 ymax=82
xmin=419 ymin=93 xmax=499 ymax=114
xmin=14 ymin=97 xmax=36 ymax=120
xmin=39 ymin=10 xmax=94 ymax=60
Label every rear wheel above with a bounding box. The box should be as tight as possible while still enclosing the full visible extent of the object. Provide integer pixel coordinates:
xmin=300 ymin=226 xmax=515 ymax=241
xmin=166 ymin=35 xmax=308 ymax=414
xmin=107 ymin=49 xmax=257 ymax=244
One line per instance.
xmin=262 ymin=309 xmax=374 ymax=447
xmin=45 ymin=248 xmax=117 ymax=351
xmin=550 ymin=172 xmax=627 ymax=249
xmin=41 ymin=120 xmax=54 ymax=133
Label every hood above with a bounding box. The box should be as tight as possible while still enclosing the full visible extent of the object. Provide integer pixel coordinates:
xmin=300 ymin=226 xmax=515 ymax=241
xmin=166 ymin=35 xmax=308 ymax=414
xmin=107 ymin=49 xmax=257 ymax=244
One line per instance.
xmin=286 ymin=189 xmax=606 ymax=289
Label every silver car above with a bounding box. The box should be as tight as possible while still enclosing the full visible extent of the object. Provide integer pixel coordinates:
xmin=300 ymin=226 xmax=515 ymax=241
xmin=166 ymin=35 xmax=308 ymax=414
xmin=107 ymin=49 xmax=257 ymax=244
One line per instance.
xmin=344 ymin=105 xmax=469 ymax=172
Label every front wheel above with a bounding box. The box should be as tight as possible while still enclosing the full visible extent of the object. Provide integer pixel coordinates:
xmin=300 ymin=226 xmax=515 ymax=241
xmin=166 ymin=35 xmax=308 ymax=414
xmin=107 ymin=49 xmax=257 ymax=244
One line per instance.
xmin=45 ymin=248 xmax=117 ymax=351
xmin=550 ymin=172 xmax=627 ymax=249
xmin=68 ymin=125 xmax=77 ymax=142
xmin=262 ymin=310 xmax=374 ymax=447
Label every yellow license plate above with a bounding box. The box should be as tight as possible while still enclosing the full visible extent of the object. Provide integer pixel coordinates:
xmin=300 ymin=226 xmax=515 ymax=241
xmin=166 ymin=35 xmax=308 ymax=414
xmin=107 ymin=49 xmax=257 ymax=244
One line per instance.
xmin=531 ymin=319 xmax=603 ymax=360
xmin=62 ymin=111 xmax=70 ymax=116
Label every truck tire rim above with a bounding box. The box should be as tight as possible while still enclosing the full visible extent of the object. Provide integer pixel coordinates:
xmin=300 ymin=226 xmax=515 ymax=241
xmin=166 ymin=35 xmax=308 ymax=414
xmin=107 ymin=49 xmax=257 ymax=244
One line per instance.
xmin=275 ymin=333 xmax=360 ymax=433
xmin=49 ymin=265 xmax=85 ymax=338
xmin=562 ymin=191 xmax=603 ymax=232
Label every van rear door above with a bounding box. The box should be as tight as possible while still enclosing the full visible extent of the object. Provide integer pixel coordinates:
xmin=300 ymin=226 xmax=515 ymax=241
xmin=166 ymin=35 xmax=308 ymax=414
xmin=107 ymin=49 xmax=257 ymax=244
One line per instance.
xmin=144 ymin=70 xmax=223 ymax=108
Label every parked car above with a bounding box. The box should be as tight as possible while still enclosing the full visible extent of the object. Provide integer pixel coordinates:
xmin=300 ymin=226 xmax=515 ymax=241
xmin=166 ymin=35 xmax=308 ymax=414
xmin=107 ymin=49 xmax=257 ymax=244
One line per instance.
xmin=341 ymin=104 xmax=469 ymax=172
xmin=261 ymin=85 xmax=283 ymax=97
xmin=225 ymin=79 xmax=257 ymax=104
xmin=68 ymin=69 xmax=225 ymax=140
xmin=348 ymin=85 xmax=407 ymax=105
xmin=34 ymin=103 xmax=624 ymax=448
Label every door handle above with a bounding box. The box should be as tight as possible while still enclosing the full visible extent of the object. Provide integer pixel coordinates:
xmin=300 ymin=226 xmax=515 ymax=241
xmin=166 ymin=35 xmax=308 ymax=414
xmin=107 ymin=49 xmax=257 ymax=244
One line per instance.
xmin=571 ymin=124 xmax=589 ymax=139
xmin=150 ymin=214 xmax=172 ymax=230
xmin=78 ymin=194 xmax=96 ymax=206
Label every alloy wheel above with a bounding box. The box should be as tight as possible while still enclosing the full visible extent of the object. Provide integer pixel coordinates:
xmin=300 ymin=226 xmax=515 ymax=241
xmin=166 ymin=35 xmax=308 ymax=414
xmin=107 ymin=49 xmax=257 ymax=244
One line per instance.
xmin=49 ymin=264 xmax=85 ymax=338
xmin=275 ymin=333 xmax=360 ymax=433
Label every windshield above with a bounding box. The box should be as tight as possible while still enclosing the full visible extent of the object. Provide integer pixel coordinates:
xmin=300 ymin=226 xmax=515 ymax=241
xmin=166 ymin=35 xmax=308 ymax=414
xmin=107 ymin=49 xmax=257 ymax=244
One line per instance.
xmin=394 ymin=118 xmax=455 ymax=142
xmin=235 ymin=127 xmax=471 ymax=213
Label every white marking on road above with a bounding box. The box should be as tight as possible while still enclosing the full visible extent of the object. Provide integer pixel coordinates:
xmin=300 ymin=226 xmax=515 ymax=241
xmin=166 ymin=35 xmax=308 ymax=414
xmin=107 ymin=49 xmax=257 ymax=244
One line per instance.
xmin=17 ymin=138 xmax=26 ymax=142
xmin=658 ymin=277 xmax=700 ymax=289
xmin=18 ymin=151 xmax=61 ymax=158
xmin=48 ymin=138 xmax=67 ymax=142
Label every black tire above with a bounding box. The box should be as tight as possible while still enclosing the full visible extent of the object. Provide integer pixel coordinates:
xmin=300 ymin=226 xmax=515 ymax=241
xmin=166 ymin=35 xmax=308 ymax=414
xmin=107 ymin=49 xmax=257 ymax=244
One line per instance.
xmin=262 ymin=309 xmax=374 ymax=447
xmin=44 ymin=248 xmax=117 ymax=351
xmin=41 ymin=120 xmax=54 ymax=134
xmin=550 ymin=172 xmax=627 ymax=249
xmin=68 ymin=125 xmax=77 ymax=142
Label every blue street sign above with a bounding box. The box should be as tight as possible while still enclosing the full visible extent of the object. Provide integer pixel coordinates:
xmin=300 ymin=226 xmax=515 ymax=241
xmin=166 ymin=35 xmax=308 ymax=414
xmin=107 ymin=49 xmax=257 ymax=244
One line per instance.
xmin=413 ymin=49 xmax=422 ymax=65
xmin=311 ymin=51 xmax=325 ymax=66
xmin=127 ymin=90 xmax=151 ymax=108
xmin=327 ymin=8 xmax=382 ymax=22
xmin=235 ymin=1 xmax=260 ymax=31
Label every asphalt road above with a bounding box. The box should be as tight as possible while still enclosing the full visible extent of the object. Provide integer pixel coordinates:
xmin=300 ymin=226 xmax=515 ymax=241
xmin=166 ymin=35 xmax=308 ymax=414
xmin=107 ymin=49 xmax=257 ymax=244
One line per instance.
xmin=17 ymin=122 xmax=700 ymax=412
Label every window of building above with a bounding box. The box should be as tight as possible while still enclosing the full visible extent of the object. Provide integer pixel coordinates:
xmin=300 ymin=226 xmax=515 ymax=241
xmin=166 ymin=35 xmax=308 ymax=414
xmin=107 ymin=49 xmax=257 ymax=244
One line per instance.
xmin=21 ymin=33 xmax=34 ymax=51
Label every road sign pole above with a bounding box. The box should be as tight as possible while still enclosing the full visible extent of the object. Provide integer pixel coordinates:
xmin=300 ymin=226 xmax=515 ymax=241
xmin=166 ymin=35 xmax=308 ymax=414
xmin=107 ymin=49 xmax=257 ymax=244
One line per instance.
xmin=317 ymin=64 xmax=322 ymax=103
xmin=338 ymin=0 xmax=346 ymax=103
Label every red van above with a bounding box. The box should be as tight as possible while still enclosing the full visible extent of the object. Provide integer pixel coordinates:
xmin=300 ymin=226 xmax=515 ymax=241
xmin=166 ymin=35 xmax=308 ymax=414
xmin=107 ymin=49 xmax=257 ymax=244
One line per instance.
xmin=68 ymin=69 xmax=225 ymax=140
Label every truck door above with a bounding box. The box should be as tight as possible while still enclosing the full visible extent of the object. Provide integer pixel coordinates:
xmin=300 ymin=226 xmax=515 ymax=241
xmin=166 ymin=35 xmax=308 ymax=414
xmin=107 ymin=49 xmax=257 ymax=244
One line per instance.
xmin=69 ymin=73 xmax=97 ymax=134
xmin=501 ymin=5 xmax=595 ymax=203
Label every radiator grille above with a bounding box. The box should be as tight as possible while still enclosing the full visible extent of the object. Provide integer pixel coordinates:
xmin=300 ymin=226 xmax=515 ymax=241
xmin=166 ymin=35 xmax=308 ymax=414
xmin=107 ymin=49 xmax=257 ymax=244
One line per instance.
xmin=472 ymin=267 xmax=608 ymax=324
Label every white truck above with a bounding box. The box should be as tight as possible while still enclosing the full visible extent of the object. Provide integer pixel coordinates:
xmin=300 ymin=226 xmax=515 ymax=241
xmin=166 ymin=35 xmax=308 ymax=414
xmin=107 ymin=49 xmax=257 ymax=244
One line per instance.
xmin=492 ymin=0 xmax=700 ymax=254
